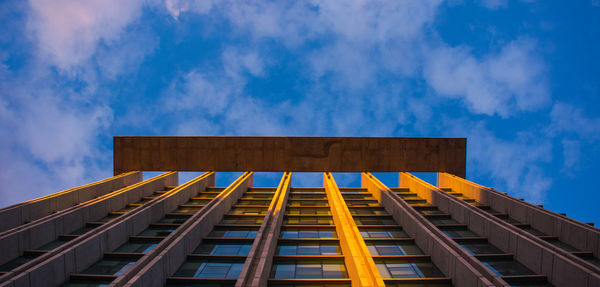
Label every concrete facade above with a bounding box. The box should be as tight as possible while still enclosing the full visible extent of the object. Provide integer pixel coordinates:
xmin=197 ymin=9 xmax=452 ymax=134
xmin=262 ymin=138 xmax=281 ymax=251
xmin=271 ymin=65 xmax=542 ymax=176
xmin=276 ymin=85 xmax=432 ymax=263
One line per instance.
xmin=0 ymin=136 xmax=597 ymax=287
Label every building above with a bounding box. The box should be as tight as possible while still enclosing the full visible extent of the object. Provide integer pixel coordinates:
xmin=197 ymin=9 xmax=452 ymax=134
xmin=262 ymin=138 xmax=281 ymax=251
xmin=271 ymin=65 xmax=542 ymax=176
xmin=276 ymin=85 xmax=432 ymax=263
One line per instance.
xmin=0 ymin=136 xmax=598 ymax=287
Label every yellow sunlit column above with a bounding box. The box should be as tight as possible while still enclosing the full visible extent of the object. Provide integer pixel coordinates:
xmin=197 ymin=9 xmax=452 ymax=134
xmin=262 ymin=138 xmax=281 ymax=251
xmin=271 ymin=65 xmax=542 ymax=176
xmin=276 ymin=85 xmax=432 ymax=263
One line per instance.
xmin=323 ymin=173 xmax=385 ymax=287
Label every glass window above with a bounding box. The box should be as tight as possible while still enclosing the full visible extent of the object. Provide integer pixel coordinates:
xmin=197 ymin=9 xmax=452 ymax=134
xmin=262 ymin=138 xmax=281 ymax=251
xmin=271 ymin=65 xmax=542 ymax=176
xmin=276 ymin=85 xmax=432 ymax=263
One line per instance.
xmin=174 ymin=261 xmax=244 ymax=278
xmin=427 ymin=217 xmax=460 ymax=225
xmin=277 ymin=244 xmax=341 ymax=255
xmin=137 ymin=227 xmax=175 ymax=237
xmin=367 ymin=243 xmax=423 ymax=256
xmin=36 ymin=238 xmax=73 ymax=251
xmin=375 ymin=261 xmax=444 ymax=278
xmin=281 ymin=229 xmax=336 ymax=239
xmin=236 ymin=199 xmax=271 ymax=206
xmin=287 ymin=208 xmax=331 ymax=215
xmin=290 ymin=188 xmax=325 ymax=193
xmin=290 ymin=194 xmax=327 ymax=200
xmin=115 ymin=242 xmax=157 ymax=253
xmin=285 ymin=216 xmax=333 ymax=225
xmin=243 ymin=194 xmax=273 ymax=199
xmin=345 ymin=201 xmax=379 ymax=207
xmin=209 ymin=229 xmax=259 ymax=238
xmin=360 ymin=229 xmax=408 ymax=238
xmin=349 ymin=208 xmax=387 ymax=215
xmin=228 ymin=207 xmax=268 ymax=215
xmin=460 ymin=243 xmax=503 ymax=255
xmin=195 ymin=244 xmax=252 ymax=255
xmin=221 ymin=216 xmax=264 ymax=225
xmin=353 ymin=217 xmax=395 ymax=225
xmin=82 ymin=259 xmax=137 ymax=276
xmin=0 ymin=254 xmax=39 ymax=272
xmin=288 ymin=200 xmax=328 ymax=207
xmin=441 ymin=229 xmax=478 ymax=238
xmin=271 ymin=262 xmax=347 ymax=279
xmin=158 ymin=215 xmax=190 ymax=224
xmin=481 ymin=260 xmax=535 ymax=276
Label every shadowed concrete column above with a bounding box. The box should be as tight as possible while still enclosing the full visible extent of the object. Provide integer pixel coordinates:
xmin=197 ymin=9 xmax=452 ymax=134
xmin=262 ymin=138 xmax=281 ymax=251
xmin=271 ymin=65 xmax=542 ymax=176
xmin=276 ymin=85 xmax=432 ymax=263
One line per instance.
xmin=237 ymin=172 xmax=291 ymax=287
xmin=114 ymin=172 xmax=254 ymax=287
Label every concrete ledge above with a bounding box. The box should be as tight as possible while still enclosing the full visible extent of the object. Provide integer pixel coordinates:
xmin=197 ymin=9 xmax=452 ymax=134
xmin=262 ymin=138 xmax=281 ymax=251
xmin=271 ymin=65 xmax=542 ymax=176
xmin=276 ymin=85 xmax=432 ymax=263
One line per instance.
xmin=114 ymin=136 xmax=466 ymax=177
xmin=238 ymin=172 xmax=291 ymax=287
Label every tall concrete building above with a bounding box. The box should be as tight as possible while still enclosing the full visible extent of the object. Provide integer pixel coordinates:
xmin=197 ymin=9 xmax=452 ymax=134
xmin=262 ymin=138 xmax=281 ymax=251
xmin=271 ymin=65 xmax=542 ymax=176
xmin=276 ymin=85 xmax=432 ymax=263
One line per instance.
xmin=0 ymin=137 xmax=598 ymax=287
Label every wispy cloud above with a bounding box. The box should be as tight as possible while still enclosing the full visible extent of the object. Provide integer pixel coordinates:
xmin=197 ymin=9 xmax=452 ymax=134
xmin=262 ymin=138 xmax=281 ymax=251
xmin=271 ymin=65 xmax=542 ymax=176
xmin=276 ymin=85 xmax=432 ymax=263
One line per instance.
xmin=444 ymin=119 xmax=553 ymax=203
xmin=27 ymin=0 xmax=145 ymax=71
xmin=424 ymin=39 xmax=549 ymax=116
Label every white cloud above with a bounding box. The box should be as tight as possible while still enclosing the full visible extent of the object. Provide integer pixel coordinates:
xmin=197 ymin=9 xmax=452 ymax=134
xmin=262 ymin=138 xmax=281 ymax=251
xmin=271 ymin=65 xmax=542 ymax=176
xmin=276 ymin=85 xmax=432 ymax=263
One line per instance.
xmin=165 ymin=70 xmax=237 ymax=115
xmin=478 ymin=0 xmax=508 ymax=9
xmin=163 ymin=0 xmax=215 ymax=20
xmin=561 ymin=139 xmax=580 ymax=172
xmin=424 ymin=39 xmax=549 ymax=116
xmin=27 ymin=0 xmax=145 ymax=70
xmin=0 ymin=74 xmax=112 ymax=206
xmin=222 ymin=47 xmax=266 ymax=78
xmin=549 ymin=102 xmax=600 ymax=139
xmin=445 ymin=120 xmax=553 ymax=203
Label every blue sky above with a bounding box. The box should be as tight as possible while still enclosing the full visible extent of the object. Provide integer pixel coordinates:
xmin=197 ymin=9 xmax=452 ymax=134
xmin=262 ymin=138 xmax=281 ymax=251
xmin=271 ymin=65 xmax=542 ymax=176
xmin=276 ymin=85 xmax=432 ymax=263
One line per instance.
xmin=0 ymin=0 xmax=599 ymax=224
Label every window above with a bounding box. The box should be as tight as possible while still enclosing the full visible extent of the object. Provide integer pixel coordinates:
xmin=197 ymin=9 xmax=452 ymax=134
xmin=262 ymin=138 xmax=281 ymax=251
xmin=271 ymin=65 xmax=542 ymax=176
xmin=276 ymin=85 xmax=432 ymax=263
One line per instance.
xmin=208 ymin=229 xmax=259 ymax=238
xmin=441 ymin=229 xmax=478 ymax=238
xmin=195 ymin=244 xmax=253 ymax=255
xmin=360 ymin=229 xmax=408 ymax=238
xmin=137 ymin=227 xmax=175 ymax=237
xmin=221 ymin=216 xmax=264 ymax=225
xmin=285 ymin=216 xmax=333 ymax=225
xmin=367 ymin=243 xmax=423 ymax=256
xmin=349 ymin=208 xmax=387 ymax=215
xmin=353 ymin=217 xmax=395 ymax=225
xmin=375 ymin=261 xmax=444 ymax=278
xmin=288 ymin=200 xmax=328 ymax=207
xmin=278 ymin=244 xmax=341 ymax=256
xmin=287 ymin=208 xmax=331 ymax=215
xmin=82 ymin=259 xmax=137 ymax=276
xmin=481 ymin=260 xmax=535 ymax=276
xmin=174 ymin=261 xmax=244 ymax=278
xmin=427 ymin=217 xmax=460 ymax=225
xmin=271 ymin=262 xmax=347 ymax=279
xmin=290 ymin=194 xmax=327 ymax=200
xmin=228 ymin=207 xmax=268 ymax=215
xmin=460 ymin=243 xmax=503 ymax=255
xmin=281 ymin=230 xmax=336 ymax=239
xmin=115 ymin=242 xmax=157 ymax=254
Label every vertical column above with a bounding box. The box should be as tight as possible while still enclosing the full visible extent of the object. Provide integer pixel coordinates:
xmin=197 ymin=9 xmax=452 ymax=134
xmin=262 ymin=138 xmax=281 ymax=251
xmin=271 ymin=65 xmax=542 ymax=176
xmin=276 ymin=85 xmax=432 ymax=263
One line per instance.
xmin=324 ymin=173 xmax=385 ymax=287
xmin=112 ymin=172 xmax=255 ymax=287
xmin=237 ymin=172 xmax=292 ymax=287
